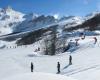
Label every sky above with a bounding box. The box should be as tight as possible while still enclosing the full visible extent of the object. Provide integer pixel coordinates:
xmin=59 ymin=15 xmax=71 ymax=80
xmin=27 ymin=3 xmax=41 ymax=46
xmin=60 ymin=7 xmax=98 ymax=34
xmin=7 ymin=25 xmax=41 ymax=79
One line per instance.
xmin=0 ymin=0 xmax=100 ymax=17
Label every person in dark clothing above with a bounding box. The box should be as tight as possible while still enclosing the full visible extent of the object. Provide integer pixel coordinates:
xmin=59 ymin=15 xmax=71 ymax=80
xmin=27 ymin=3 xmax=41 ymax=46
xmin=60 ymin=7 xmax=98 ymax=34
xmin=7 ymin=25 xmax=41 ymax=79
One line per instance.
xmin=31 ymin=62 xmax=34 ymax=72
xmin=75 ymin=39 xmax=79 ymax=46
xmin=69 ymin=55 xmax=72 ymax=65
xmin=57 ymin=62 xmax=60 ymax=73
xmin=93 ymin=37 xmax=97 ymax=44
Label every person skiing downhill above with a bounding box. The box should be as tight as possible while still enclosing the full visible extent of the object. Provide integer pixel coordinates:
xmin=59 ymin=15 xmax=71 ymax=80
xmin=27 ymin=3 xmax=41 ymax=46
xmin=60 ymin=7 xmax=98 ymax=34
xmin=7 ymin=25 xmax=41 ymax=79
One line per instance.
xmin=57 ymin=62 xmax=60 ymax=74
xmin=69 ymin=55 xmax=72 ymax=65
xmin=31 ymin=62 xmax=34 ymax=72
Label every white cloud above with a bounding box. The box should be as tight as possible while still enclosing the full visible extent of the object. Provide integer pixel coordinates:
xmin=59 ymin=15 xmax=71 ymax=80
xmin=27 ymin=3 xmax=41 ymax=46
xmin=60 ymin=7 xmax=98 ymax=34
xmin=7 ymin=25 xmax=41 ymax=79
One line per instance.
xmin=53 ymin=14 xmax=59 ymax=19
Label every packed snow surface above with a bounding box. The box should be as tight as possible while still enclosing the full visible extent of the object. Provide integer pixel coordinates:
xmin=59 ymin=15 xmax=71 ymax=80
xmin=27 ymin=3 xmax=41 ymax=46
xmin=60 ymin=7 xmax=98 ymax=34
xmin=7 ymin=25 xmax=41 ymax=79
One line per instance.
xmin=0 ymin=35 xmax=100 ymax=80
xmin=2 ymin=72 xmax=76 ymax=80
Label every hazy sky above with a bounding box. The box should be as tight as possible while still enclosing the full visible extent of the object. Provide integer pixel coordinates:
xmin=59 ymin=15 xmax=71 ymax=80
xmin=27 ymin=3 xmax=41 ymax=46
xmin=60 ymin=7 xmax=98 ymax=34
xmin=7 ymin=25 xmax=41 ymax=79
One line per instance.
xmin=0 ymin=0 xmax=100 ymax=16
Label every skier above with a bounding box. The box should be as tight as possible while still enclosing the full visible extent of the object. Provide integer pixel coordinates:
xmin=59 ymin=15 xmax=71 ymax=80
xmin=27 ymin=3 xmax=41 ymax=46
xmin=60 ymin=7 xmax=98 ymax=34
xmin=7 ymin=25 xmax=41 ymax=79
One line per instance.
xmin=81 ymin=33 xmax=85 ymax=40
xmin=38 ymin=47 xmax=40 ymax=51
xmin=93 ymin=37 xmax=97 ymax=44
xmin=31 ymin=62 xmax=34 ymax=72
xmin=69 ymin=55 xmax=72 ymax=65
xmin=57 ymin=62 xmax=60 ymax=74
xmin=75 ymin=39 xmax=79 ymax=46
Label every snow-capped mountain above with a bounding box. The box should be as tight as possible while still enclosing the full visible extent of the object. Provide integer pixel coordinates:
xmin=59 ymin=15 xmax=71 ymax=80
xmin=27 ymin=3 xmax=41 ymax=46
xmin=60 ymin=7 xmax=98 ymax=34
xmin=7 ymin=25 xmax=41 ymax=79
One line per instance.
xmin=0 ymin=6 xmax=84 ymax=36
xmin=58 ymin=16 xmax=83 ymax=28
xmin=0 ymin=6 xmax=100 ymax=39
xmin=23 ymin=13 xmax=38 ymax=21
xmin=0 ymin=6 xmax=25 ymax=36
xmin=13 ymin=15 xmax=57 ymax=32
xmin=85 ymin=11 xmax=100 ymax=20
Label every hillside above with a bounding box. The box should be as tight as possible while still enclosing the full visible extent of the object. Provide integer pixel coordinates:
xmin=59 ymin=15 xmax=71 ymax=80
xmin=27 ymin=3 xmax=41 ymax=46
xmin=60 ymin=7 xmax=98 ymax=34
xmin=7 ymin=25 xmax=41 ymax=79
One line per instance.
xmin=0 ymin=35 xmax=100 ymax=80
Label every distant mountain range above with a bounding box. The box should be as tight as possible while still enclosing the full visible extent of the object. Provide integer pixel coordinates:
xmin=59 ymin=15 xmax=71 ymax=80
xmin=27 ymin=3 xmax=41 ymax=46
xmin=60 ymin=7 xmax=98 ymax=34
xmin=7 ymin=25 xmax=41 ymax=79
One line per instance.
xmin=0 ymin=6 xmax=100 ymax=45
xmin=0 ymin=6 xmax=98 ymax=36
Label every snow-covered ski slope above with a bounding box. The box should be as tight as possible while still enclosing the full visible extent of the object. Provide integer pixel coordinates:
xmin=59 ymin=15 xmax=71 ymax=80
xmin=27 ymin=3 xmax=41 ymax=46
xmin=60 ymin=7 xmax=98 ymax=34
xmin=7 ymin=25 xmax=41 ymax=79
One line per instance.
xmin=2 ymin=72 xmax=76 ymax=80
xmin=0 ymin=35 xmax=100 ymax=80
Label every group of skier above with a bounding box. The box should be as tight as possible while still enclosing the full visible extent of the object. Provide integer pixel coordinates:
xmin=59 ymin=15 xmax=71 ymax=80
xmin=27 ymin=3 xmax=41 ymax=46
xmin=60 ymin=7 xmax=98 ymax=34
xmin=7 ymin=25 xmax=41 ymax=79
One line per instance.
xmin=30 ymin=55 xmax=72 ymax=74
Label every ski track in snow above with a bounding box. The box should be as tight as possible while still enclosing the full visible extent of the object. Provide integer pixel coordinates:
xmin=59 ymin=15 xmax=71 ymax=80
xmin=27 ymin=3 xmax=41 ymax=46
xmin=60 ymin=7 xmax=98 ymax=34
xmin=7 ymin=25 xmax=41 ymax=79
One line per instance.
xmin=61 ymin=64 xmax=100 ymax=76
